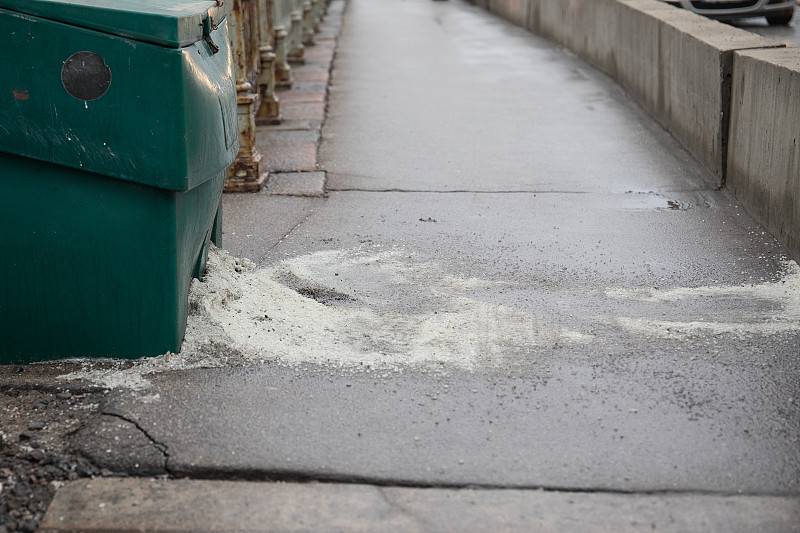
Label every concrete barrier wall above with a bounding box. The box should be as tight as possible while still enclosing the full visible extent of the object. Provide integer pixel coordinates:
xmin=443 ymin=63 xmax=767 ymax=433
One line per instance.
xmin=728 ymin=49 xmax=800 ymax=259
xmin=478 ymin=0 xmax=799 ymax=260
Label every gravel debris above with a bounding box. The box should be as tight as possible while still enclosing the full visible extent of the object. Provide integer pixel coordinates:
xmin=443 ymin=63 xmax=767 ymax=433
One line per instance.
xmin=0 ymin=386 xmax=103 ymax=533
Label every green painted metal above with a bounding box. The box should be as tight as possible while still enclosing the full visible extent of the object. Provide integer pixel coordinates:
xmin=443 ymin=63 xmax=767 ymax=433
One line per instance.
xmin=1 ymin=153 xmax=225 ymax=363
xmin=0 ymin=8 xmax=238 ymax=191
xmin=0 ymin=2 xmax=237 ymax=363
xmin=0 ymin=0 xmax=230 ymax=48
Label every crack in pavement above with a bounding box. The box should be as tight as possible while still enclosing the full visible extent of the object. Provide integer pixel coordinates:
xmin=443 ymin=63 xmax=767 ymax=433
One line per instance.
xmin=101 ymin=412 xmax=173 ymax=475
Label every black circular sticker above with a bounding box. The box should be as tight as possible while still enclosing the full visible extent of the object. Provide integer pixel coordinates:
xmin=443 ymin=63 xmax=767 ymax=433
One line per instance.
xmin=61 ymin=51 xmax=112 ymax=101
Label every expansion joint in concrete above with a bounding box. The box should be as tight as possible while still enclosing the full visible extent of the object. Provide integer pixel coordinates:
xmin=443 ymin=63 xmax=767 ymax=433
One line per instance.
xmin=326 ymin=187 xmax=582 ymax=195
xmin=266 ymin=209 xmax=319 ymax=254
xmin=142 ymin=465 xmax=799 ymax=499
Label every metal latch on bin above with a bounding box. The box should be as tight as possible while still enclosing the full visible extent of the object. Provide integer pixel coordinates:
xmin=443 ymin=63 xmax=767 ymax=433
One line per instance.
xmin=203 ymin=13 xmax=220 ymax=54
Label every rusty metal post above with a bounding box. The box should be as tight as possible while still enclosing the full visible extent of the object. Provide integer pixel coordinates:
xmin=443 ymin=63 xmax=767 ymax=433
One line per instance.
xmin=311 ymin=0 xmax=323 ymax=32
xmin=301 ymin=0 xmax=315 ymax=46
xmin=271 ymin=0 xmax=292 ymax=87
xmin=288 ymin=0 xmax=305 ymax=64
xmin=256 ymin=0 xmax=281 ymax=124
xmin=225 ymin=0 xmax=268 ymax=192
xmin=274 ymin=25 xmax=292 ymax=87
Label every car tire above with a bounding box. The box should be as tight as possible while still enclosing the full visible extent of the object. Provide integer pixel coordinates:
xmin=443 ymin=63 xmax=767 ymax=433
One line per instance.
xmin=766 ymin=7 xmax=794 ymax=25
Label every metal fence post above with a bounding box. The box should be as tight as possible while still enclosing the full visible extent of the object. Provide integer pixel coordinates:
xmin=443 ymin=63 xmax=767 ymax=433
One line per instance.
xmin=256 ymin=0 xmax=281 ymax=124
xmin=288 ymin=0 xmax=306 ymax=63
xmin=302 ymin=0 xmax=315 ymax=46
xmin=271 ymin=0 xmax=292 ymax=86
xmin=225 ymin=0 xmax=268 ymax=192
xmin=311 ymin=0 xmax=323 ymax=32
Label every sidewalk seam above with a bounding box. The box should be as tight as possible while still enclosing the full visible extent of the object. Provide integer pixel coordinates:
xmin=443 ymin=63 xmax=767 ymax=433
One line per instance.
xmin=157 ymin=465 xmax=800 ymax=498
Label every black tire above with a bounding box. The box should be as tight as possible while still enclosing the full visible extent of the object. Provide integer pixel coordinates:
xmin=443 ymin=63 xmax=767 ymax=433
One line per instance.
xmin=766 ymin=7 xmax=794 ymax=26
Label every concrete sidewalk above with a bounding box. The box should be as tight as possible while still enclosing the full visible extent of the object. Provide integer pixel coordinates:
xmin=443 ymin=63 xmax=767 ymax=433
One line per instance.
xmin=41 ymin=0 xmax=799 ymax=531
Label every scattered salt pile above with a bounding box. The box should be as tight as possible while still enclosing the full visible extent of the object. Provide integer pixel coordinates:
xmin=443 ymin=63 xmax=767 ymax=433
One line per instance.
xmin=57 ymin=245 xmax=799 ymax=390
xmin=606 ymin=261 xmax=800 ymax=339
xmin=186 ymin=246 xmax=593 ymax=369
xmin=57 ymin=245 xmax=592 ymax=390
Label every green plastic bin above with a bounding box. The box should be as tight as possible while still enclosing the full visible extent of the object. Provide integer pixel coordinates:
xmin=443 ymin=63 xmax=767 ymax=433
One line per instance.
xmin=0 ymin=0 xmax=239 ymax=363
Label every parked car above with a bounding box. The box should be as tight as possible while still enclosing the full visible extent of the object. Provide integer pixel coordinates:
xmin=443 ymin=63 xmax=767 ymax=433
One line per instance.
xmin=661 ymin=0 xmax=795 ymax=25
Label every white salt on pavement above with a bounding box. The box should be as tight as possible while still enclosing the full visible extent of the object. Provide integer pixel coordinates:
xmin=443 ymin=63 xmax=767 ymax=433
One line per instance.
xmin=606 ymin=261 xmax=800 ymax=338
xmin=57 ymin=246 xmax=800 ymax=390
xmin=57 ymin=246 xmax=592 ymax=389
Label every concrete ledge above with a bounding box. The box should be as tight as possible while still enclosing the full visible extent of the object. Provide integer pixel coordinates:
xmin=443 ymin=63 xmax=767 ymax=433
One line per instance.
xmin=728 ymin=48 xmax=800 ymax=259
xmin=612 ymin=1 xmax=781 ymax=185
xmin=40 ymin=478 xmax=800 ymax=533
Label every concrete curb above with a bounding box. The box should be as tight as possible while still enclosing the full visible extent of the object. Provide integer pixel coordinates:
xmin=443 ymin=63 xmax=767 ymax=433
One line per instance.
xmin=40 ymin=478 xmax=800 ymax=533
xmin=474 ymin=0 xmax=798 ymax=260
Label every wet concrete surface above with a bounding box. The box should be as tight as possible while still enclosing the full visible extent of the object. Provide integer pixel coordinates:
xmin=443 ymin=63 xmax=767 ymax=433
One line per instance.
xmin=89 ymin=352 xmax=799 ymax=495
xmin=320 ymin=5 xmax=714 ymax=194
xmin=220 ymin=194 xmax=324 ymax=265
xmin=74 ymin=0 xmax=800 ymax=498
xmin=23 ymin=0 xmax=800 ymax=528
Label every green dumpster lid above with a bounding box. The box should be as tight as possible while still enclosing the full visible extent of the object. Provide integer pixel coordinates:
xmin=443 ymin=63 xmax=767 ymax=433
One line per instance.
xmin=0 ymin=0 xmax=230 ymax=48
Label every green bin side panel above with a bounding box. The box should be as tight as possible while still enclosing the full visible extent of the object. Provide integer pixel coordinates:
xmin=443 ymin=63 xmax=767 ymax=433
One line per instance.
xmin=0 ymin=0 xmax=230 ymax=48
xmin=0 ymin=152 xmax=224 ymax=364
xmin=0 ymin=10 xmax=238 ymax=191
